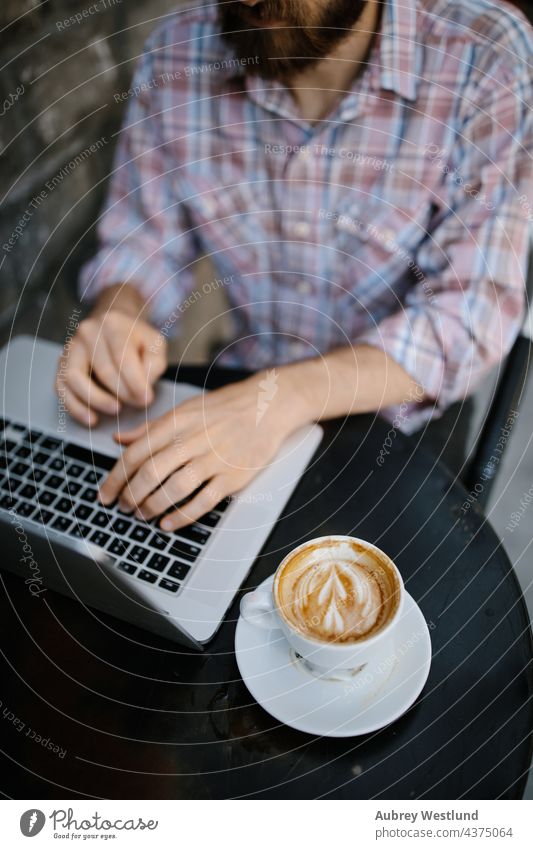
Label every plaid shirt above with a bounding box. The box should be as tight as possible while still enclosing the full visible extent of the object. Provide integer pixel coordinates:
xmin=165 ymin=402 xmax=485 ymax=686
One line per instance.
xmin=80 ymin=0 xmax=533 ymax=431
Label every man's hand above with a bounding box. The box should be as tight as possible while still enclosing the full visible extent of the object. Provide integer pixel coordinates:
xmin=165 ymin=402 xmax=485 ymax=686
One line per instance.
xmin=98 ymin=370 xmax=308 ymax=531
xmin=56 ymin=289 xmax=167 ymax=427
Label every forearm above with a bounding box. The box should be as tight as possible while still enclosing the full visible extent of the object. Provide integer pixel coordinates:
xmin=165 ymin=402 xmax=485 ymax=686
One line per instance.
xmin=276 ymin=345 xmax=426 ymax=427
xmin=90 ymin=283 xmax=150 ymax=322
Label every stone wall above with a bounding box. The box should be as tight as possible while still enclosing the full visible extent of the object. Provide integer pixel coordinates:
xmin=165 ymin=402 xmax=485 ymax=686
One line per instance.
xmin=0 ymin=0 xmax=179 ymax=330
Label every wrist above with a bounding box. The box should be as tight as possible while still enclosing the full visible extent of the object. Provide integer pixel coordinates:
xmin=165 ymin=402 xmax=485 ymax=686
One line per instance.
xmin=248 ymin=363 xmax=318 ymax=434
xmin=91 ymin=283 xmax=148 ymax=322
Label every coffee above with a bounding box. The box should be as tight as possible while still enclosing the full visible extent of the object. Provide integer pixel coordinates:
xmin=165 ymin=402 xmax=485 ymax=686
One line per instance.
xmin=274 ymin=539 xmax=401 ymax=644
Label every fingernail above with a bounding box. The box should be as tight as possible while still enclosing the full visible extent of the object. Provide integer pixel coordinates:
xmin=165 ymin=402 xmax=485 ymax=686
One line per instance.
xmin=161 ymin=518 xmax=173 ymax=531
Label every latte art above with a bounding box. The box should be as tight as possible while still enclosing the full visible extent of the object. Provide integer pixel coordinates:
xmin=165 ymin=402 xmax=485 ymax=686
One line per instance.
xmin=275 ymin=540 xmax=400 ymax=644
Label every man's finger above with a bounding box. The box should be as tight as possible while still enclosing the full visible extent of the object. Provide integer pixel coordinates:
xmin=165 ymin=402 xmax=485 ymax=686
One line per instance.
xmin=142 ymin=340 xmax=167 ymax=385
xmin=98 ymin=418 xmax=177 ymax=504
xmin=117 ymin=443 xmax=185 ymax=512
xmin=109 ymin=334 xmax=154 ymax=406
xmin=160 ymin=474 xmax=230 ymax=530
xmin=56 ymin=384 xmax=97 ymax=427
xmin=65 ymin=369 xmax=121 ymax=416
xmin=113 ymin=422 xmax=150 ymax=445
xmin=88 ymin=335 xmax=128 ymax=401
xmin=136 ymin=457 xmax=211 ymax=519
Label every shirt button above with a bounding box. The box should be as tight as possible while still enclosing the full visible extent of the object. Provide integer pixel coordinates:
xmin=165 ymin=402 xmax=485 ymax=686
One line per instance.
xmin=293 ymin=221 xmax=311 ymax=238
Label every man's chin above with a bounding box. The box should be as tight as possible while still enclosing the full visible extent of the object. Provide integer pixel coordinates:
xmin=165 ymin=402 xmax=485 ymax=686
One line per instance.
xmin=220 ymin=31 xmax=325 ymax=81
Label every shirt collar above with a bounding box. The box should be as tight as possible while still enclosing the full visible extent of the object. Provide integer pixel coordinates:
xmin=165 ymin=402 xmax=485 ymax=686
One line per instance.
xmin=379 ymin=0 xmax=419 ymax=102
xmin=218 ymin=0 xmax=420 ymax=104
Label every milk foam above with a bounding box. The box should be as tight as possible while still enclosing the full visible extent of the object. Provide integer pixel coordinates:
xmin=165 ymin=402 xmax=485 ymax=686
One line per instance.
xmin=276 ymin=541 xmax=399 ymax=643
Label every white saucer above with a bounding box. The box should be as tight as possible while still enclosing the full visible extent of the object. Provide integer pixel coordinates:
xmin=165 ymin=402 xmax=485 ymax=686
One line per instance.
xmin=235 ymin=575 xmax=432 ymax=737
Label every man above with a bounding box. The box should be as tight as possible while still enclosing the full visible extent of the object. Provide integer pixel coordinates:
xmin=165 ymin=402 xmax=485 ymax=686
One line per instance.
xmin=57 ymin=0 xmax=533 ymax=531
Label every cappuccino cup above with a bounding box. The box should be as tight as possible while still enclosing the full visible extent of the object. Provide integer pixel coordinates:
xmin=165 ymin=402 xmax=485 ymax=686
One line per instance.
xmin=240 ymin=536 xmax=404 ymax=681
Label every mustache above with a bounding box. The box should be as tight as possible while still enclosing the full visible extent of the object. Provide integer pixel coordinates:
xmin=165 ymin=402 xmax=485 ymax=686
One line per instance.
xmin=221 ymin=0 xmax=302 ymax=24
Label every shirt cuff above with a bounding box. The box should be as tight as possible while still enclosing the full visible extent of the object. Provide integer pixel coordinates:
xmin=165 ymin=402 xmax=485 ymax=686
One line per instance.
xmin=356 ymin=311 xmax=448 ymax=434
xmin=78 ymin=246 xmax=193 ymax=329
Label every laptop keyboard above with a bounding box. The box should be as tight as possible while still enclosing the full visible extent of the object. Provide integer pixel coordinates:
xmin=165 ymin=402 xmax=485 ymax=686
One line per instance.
xmin=0 ymin=418 xmax=230 ymax=596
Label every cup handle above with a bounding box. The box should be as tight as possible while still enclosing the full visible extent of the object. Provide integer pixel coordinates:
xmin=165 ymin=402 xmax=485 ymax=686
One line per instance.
xmin=240 ymin=589 xmax=280 ymax=631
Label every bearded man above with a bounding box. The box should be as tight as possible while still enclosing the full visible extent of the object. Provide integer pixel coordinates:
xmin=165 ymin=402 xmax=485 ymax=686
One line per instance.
xmin=57 ymin=0 xmax=533 ymax=530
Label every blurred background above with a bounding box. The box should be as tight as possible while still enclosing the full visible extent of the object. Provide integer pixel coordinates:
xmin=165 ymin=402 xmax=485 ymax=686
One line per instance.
xmin=1 ymin=0 xmax=533 ymax=791
xmin=0 ymin=0 xmax=232 ymax=361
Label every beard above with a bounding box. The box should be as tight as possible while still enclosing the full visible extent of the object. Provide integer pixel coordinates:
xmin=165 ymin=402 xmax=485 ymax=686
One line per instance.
xmin=218 ymin=0 xmax=368 ymax=80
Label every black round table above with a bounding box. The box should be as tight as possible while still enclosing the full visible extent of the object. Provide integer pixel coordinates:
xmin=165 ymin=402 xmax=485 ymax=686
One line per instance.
xmin=1 ymin=365 xmax=532 ymax=800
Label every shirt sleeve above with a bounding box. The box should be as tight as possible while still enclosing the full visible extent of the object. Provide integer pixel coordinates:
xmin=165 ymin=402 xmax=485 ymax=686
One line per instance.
xmin=357 ymin=53 xmax=533 ymax=434
xmin=78 ymin=38 xmax=197 ymax=327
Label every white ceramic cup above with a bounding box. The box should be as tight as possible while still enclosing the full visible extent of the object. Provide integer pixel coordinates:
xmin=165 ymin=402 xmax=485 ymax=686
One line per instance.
xmin=240 ymin=535 xmax=404 ymax=681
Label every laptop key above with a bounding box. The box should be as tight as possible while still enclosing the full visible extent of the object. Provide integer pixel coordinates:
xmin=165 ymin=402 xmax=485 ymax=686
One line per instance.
xmin=15 ymin=446 xmax=31 ymax=460
xmin=54 ymin=497 xmax=73 ymax=513
xmin=11 ymin=462 xmax=29 ymax=477
xmin=5 ymin=477 xmax=23 ymax=493
xmin=49 ymin=457 xmax=64 ymax=471
xmin=52 ymin=515 xmax=72 ymax=533
xmin=146 ymin=553 xmax=169 ymax=573
xmin=38 ymin=490 xmax=56 ymax=506
xmin=32 ymin=451 xmax=50 ymax=466
xmin=36 ymin=508 xmax=54 ymax=524
xmin=84 ymin=469 xmax=103 ymax=484
xmin=167 ymin=561 xmax=191 ymax=582
xmin=31 ymin=468 xmax=47 ymax=483
xmin=117 ymin=561 xmax=137 ymax=575
xmin=159 ymin=578 xmax=180 ymax=593
xmin=168 ymin=539 xmax=200 ymax=563
xmin=0 ymin=494 xmax=17 ymax=510
xmin=90 ymin=530 xmax=111 ymax=548
xmin=92 ymin=511 xmax=110 ymax=527
xmin=137 ymin=569 xmax=157 ymax=584
xmin=197 ymin=511 xmax=222 ymax=528
xmin=0 ymin=440 xmax=16 ymax=454
xmin=149 ymin=531 xmax=171 ymax=551
xmin=63 ymin=481 xmax=82 ymax=496
xmin=129 ymin=525 xmax=151 ymax=543
xmin=112 ymin=517 xmax=131 ymax=535
xmin=108 ymin=538 xmax=129 ymax=557
xmin=19 ymin=484 xmax=37 ymax=500
xmin=129 ymin=545 xmax=149 ymax=564
xmin=174 ymin=524 xmax=211 ymax=546
xmin=74 ymin=503 xmax=93 ymax=521
xmin=66 ymin=463 xmax=84 ymax=478
xmin=215 ymin=497 xmax=231 ymax=513
xmin=41 ymin=437 xmax=61 ymax=451
xmin=80 ymin=487 xmax=98 ymax=503
xmin=69 ymin=523 xmax=91 ymax=538
xmin=16 ymin=501 xmax=35 ymax=518
xmin=45 ymin=474 xmax=63 ymax=490
xmin=10 ymin=423 xmax=26 ymax=433
xmin=64 ymin=443 xmax=115 ymax=471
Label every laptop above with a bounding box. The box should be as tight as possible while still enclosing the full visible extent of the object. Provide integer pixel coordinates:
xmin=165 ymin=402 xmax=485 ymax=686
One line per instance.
xmin=0 ymin=336 xmax=322 ymax=648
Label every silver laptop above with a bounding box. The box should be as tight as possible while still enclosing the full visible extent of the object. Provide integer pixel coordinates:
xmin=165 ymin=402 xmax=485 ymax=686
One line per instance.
xmin=0 ymin=336 xmax=322 ymax=648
